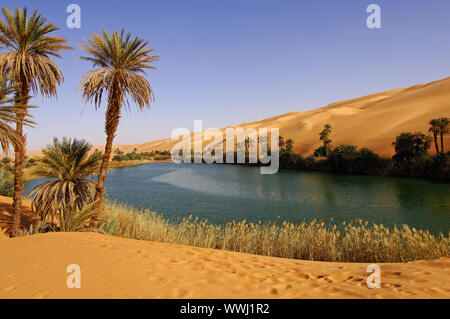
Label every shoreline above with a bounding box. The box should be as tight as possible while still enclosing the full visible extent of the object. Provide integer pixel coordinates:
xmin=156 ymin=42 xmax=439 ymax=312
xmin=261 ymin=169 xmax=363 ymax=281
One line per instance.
xmin=20 ymin=158 xmax=172 ymax=183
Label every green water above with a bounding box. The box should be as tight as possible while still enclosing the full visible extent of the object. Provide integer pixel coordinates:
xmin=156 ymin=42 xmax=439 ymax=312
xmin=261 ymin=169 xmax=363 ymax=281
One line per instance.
xmin=24 ymin=162 xmax=450 ymax=234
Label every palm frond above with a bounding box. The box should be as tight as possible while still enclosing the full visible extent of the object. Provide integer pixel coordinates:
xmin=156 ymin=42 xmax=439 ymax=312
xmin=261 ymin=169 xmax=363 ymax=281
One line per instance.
xmin=0 ymin=6 xmax=72 ymax=97
xmin=79 ymin=29 xmax=158 ymax=110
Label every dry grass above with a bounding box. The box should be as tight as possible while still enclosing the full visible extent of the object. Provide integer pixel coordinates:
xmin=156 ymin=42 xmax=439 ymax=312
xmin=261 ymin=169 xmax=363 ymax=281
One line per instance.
xmin=101 ymin=202 xmax=449 ymax=263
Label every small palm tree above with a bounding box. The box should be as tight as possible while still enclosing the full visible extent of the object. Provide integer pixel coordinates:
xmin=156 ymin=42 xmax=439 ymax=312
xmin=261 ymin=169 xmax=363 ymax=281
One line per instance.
xmin=279 ymin=136 xmax=285 ymax=151
xmin=285 ymin=138 xmax=294 ymax=152
xmin=429 ymin=118 xmax=441 ymax=154
xmin=319 ymin=124 xmax=332 ymax=147
xmin=29 ymin=138 xmax=102 ymax=225
xmin=79 ymin=30 xmax=158 ymax=210
xmin=0 ymin=6 xmax=71 ymax=235
xmin=437 ymin=117 xmax=449 ymax=153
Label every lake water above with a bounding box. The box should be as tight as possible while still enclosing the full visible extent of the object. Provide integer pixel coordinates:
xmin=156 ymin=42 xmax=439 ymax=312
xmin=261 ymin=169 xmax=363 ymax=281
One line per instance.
xmin=24 ymin=162 xmax=450 ymax=234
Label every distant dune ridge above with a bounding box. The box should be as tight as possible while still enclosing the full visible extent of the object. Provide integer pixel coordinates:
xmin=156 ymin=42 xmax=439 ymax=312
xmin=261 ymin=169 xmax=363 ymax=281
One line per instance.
xmin=28 ymin=77 xmax=450 ymax=157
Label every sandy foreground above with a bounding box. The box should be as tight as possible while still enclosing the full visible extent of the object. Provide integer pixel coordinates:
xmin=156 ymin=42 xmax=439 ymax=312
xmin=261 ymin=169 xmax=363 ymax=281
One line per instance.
xmin=0 ymin=232 xmax=448 ymax=299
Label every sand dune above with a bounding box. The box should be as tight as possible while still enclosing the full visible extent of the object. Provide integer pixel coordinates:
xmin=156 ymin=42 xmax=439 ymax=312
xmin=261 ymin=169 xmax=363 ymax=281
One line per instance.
xmin=0 ymin=232 xmax=448 ymax=299
xmin=24 ymin=77 xmax=450 ymax=158
xmin=92 ymin=77 xmax=450 ymax=158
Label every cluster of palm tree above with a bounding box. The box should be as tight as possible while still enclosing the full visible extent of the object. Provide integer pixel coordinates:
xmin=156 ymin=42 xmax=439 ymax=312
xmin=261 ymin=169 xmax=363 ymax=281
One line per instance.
xmin=278 ymin=136 xmax=294 ymax=152
xmin=428 ymin=117 xmax=450 ymax=154
xmin=0 ymin=6 xmax=158 ymax=235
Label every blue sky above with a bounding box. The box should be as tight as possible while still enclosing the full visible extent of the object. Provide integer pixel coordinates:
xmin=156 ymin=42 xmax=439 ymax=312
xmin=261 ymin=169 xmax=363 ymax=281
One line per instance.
xmin=1 ymin=0 xmax=450 ymax=150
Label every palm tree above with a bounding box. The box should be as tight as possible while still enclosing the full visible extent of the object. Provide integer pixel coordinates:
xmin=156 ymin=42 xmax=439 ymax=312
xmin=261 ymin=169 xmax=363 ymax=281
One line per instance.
xmin=0 ymin=6 xmax=71 ymax=235
xmin=285 ymin=138 xmax=294 ymax=152
xmin=319 ymin=124 xmax=332 ymax=147
xmin=0 ymin=75 xmax=21 ymax=153
xmin=79 ymin=30 xmax=158 ymax=210
xmin=279 ymin=136 xmax=285 ymax=151
xmin=428 ymin=118 xmax=441 ymax=154
xmin=29 ymin=137 xmax=102 ymax=225
xmin=392 ymin=132 xmax=432 ymax=163
xmin=437 ymin=117 xmax=449 ymax=154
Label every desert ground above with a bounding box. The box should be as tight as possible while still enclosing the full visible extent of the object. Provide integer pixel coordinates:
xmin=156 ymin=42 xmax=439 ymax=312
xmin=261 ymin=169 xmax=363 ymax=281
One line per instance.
xmin=0 ymin=197 xmax=448 ymax=299
xmin=25 ymin=76 xmax=449 ymax=158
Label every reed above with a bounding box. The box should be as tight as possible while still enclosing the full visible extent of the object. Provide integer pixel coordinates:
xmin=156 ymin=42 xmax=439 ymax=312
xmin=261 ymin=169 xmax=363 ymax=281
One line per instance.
xmin=101 ymin=202 xmax=449 ymax=263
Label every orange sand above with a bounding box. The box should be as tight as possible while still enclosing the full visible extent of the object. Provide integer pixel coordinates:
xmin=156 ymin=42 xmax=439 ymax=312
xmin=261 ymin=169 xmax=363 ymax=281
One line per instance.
xmin=0 ymin=232 xmax=448 ymax=299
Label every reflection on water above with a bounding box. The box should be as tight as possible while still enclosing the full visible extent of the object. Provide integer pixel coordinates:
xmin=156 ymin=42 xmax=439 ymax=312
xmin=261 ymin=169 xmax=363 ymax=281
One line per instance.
xmin=24 ymin=162 xmax=450 ymax=234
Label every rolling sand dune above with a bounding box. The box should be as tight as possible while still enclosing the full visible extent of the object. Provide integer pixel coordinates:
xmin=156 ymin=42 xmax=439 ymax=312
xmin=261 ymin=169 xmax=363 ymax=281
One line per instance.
xmin=78 ymin=77 xmax=450 ymax=158
xmin=24 ymin=77 xmax=450 ymax=158
xmin=0 ymin=232 xmax=449 ymax=299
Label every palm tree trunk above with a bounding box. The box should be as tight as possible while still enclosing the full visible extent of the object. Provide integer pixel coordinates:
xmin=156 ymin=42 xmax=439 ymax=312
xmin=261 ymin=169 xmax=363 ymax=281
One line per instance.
xmin=11 ymin=81 xmax=29 ymax=236
xmin=440 ymin=131 xmax=445 ymax=154
xmin=11 ymin=116 xmax=25 ymax=235
xmin=433 ymin=132 xmax=439 ymax=154
xmin=94 ymin=128 xmax=117 ymax=206
xmin=93 ymin=85 xmax=123 ymax=212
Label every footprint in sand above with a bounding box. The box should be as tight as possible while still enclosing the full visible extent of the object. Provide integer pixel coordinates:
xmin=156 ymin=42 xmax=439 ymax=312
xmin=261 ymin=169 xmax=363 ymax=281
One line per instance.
xmin=294 ymin=272 xmax=310 ymax=280
xmin=273 ymin=283 xmax=293 ymax=290
xmin=381 ymin=282 xmax=402 ymax=288
xmin=313 ymin=286 xmax=342 ymax=294
xmin=265 ymin=287 xmax=279 ymax=295
xmin=3 ymin=285 xmax=16 ymax=292
xmin=172 ymin=288 xmax=189 ymax=298
xmin=31 ymin=292 xmax=51 ymax=299
xmin=382 ymin=271 xmax=402 ymax=276
xmin=148 ymin=275 xmax=168 ymax=284
xmin=327 ymin=274 xmax=353 ymax=282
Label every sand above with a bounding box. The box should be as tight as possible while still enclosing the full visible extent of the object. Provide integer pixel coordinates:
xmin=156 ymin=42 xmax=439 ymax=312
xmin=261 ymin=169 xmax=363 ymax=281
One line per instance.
xmin=0 ymin=232 xmax=448 ymax=299
xmin=25 ymin=76 xmax=446 ymax=159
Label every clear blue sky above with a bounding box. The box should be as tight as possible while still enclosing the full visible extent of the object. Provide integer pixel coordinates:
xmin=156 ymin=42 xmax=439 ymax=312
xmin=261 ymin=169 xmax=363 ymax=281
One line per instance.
xmin=1 ymin=0 xmax=450 ymax=151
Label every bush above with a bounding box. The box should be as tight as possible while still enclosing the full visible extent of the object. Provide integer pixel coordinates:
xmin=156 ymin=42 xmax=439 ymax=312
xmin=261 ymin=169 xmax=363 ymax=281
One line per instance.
xmin=0 ymin=169 xmax=13 ymax=197
xmin=279 ymin=150 xmax=304 ymax=169
xmin=392 ymin=132 xmax=431 ymax=164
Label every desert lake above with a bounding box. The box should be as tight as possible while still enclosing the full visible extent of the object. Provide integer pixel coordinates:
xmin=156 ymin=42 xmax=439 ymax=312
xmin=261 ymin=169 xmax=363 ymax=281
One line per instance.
xmin=24 ymin=162 xmax=450 ymax=234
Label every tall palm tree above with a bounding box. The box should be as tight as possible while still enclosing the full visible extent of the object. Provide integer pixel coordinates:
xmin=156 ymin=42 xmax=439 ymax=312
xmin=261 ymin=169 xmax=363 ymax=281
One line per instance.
xmin=29 ymin=137 xmax=102 ymax=224
xmin=428 ymin=118 xmax=441 ymax=154
xmin=79 ymin=30 xmax=158 ymax=210
xmin=0 ymin=6 xmax=71 ymax=235
xmin=437 ymin=117 xmax=449 ymax=154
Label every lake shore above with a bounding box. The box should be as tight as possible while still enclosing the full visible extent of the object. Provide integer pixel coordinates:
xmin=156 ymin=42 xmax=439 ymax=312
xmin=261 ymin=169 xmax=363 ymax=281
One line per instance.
xmin=20 ymin=158 xmax=172 ymax=182
xmin=0 ymin=231 xmax=448 ymax=299
xmin=108 ymin=158 xmax=171 ymax=168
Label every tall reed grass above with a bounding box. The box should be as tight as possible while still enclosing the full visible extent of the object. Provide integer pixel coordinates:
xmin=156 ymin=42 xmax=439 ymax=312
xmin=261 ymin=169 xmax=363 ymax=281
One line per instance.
xmin=101 ymin=202 xmax=449 ymax=263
